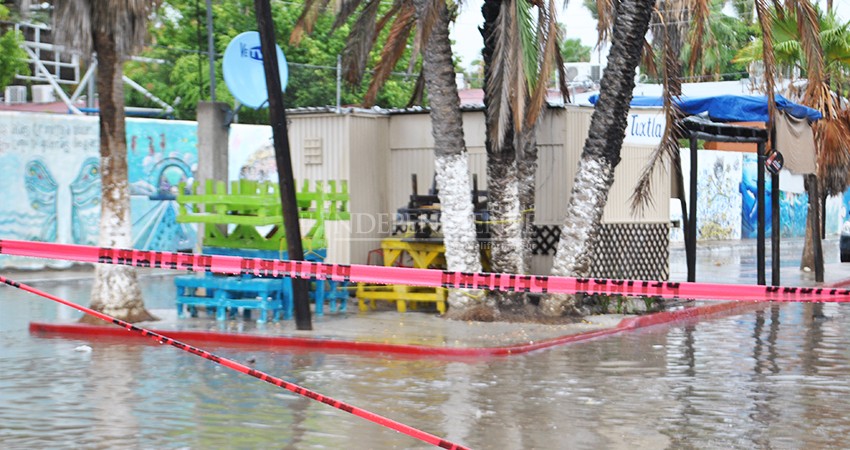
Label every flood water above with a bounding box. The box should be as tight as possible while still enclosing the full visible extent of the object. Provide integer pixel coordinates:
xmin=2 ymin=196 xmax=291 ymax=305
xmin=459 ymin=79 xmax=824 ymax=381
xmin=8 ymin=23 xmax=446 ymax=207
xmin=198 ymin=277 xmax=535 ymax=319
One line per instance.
xmin=3 ymin=274 xmax=850 ymax=449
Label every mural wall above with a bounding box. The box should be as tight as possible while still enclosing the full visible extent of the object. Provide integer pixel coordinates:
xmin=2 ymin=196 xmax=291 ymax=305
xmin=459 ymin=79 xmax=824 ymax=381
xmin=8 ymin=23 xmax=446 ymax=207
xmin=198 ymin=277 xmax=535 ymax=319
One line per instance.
xmin=0 ymin=112 xmax=199 ymax=268
xmin=674 ymin=149 xmax=845 ymax=242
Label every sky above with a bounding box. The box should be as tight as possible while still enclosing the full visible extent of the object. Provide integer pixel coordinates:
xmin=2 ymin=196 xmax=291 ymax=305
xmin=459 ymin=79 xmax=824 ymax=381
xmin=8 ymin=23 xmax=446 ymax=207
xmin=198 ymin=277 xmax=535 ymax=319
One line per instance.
xmin=449 ymin=0 xmax=850 ymax=72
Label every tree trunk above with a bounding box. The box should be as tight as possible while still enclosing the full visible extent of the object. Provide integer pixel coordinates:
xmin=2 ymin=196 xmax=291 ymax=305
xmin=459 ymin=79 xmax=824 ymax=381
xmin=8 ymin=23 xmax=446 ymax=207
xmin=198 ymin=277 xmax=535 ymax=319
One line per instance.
xmin=517 ymin=126 xmax=539 ymax=275
xmin=412 ymin=0 xmax=485 ymax=313
xmin=481 ymin=0 xmax=527 ymax=310
xmin=82 ymin=27 xmax=155 ymax=324
xmin=542 ymin=0 xmax=655 ymax=316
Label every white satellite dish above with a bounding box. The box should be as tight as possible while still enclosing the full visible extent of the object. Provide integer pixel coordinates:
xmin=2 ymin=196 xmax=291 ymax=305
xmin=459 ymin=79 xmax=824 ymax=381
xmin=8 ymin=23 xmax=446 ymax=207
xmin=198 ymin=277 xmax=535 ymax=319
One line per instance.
xmin=565 ymin=66 xmax=579 ymax=82
xmin=222 ymin=31 xmax=288 ymax=109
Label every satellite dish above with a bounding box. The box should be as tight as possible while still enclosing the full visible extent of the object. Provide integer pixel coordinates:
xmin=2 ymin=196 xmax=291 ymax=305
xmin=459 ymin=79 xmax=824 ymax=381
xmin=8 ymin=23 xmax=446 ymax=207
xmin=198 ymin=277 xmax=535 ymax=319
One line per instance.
xmin=565 ymin=66 xmax=579 ymax=82
xmin=222 ymin=31 xmax=288 ymax=109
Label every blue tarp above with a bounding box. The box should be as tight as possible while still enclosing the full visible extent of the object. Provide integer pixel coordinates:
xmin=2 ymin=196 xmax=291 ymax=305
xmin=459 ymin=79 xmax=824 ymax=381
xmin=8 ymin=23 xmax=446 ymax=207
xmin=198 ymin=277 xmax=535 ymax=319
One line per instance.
xmin=587 ymin=94 xmax=822 ymax=122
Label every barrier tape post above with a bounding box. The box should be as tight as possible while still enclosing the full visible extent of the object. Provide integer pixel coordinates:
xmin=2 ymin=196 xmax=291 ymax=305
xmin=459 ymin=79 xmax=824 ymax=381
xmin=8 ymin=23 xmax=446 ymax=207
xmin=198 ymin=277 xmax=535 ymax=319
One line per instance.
xmin=0 ymin=275 xmax=468 ymax=450
xmin=3 ymin=239 xmax=850 ymax=304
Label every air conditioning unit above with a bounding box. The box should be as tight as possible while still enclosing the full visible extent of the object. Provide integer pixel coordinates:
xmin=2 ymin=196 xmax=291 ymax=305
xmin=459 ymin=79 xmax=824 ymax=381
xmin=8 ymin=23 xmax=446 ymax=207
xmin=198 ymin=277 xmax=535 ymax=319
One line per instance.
xmin=4 ymin=85 xmax=27 ymax=104
xmin=590 ymin=65 xmax=601 ymax=82
xmin=31 ymin=85 xmax=56 ymax=103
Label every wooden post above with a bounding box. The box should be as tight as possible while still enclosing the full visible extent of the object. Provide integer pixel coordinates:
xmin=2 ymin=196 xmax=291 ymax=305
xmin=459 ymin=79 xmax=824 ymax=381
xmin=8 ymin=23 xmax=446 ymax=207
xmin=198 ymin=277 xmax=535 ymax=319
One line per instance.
xmin=255 ymin=0 xmax=312 ymax=330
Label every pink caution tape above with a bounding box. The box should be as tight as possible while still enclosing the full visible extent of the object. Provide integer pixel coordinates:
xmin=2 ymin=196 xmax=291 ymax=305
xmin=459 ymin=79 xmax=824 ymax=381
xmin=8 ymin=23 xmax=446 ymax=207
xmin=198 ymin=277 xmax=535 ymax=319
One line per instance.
xmin=2 ymin=238 xmax=850 ymax=303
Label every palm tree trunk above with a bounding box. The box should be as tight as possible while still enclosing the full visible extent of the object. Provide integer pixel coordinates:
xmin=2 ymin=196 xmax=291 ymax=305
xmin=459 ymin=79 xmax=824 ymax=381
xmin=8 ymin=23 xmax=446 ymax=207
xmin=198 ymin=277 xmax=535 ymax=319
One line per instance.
xmin=517 ymin=126 xmax=538 ymax=274
xmin=83 ymin=27 xmax=154 ymax=324
xmin=481 ymin=0 xmax=526 ymax=309
xmin=412 ymin=0 xmax=485 ymax=313
xmin=542 ymin=0 xmax=655 ymax=316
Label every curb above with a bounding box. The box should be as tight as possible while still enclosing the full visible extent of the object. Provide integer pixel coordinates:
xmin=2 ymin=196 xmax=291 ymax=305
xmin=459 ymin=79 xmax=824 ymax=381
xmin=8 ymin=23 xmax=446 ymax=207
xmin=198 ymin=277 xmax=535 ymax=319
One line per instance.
xmin=29 ymin=300 xmax=764 ymax=359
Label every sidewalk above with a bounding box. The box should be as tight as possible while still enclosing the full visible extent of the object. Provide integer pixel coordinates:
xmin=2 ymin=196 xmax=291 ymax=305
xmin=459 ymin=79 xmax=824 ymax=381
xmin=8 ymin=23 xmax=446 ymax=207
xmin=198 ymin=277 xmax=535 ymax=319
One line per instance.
xmin=16 ymin=237 xmax=850 ymax=357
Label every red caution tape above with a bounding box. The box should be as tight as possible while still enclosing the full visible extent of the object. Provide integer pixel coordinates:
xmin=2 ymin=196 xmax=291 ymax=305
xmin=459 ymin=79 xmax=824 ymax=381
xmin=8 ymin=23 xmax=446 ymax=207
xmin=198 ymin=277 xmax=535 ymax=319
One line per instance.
xmin=0 ymin=275 xmax=468 ymax=450
xmin=2 ymin=238 xmax=850 ymax=303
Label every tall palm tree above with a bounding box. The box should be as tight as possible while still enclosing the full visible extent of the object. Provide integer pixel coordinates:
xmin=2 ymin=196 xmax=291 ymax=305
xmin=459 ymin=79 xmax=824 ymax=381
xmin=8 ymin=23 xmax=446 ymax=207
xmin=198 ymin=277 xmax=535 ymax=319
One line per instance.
xmin=542 ymin=0 xmax=656 ymax=316
xmin=293 ymin=0 xmax=486 ymax=313
xmin=52 ymin=0 xmax=157 ymax=323
xmin=734 ymin=2 xmax=850 ymax=272
xmin=480 ymin=0 xmax=565 ymax=309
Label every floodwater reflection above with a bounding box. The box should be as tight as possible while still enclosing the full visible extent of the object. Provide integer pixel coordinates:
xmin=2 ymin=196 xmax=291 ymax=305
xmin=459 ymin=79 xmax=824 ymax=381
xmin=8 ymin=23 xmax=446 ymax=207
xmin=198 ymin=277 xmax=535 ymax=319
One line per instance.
xmin=3 ymin=277 xmax=850 ymax=449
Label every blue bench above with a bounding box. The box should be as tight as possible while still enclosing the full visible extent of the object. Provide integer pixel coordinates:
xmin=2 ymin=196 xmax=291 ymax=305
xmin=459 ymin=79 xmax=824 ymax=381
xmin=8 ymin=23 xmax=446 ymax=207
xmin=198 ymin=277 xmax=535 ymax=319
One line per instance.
xmin=174 ymin=247 xmax=349 ymax=322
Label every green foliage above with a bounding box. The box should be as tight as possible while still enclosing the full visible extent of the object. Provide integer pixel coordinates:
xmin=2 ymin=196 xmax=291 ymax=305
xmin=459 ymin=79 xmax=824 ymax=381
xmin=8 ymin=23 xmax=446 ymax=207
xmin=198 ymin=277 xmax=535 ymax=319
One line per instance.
xmin=680 ymin=3 xmax=753 ymax=81
xmin=0 ymin=30 xmax=30 ymax=91
xmin=561 ymin=37 xmax=591 ymax=63
xmin=127 ymin=0 xmax=418 ymax=122
xmin=733 ymin=5 xmax=850 ymax=85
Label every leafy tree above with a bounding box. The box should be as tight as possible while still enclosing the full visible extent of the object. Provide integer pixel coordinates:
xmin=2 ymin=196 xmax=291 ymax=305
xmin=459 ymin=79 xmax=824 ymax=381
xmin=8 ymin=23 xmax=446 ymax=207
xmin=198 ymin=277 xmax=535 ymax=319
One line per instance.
xmin=0 ymin=3 xmax=30 ymax=91
xmin=124 ymin=0 xmax=418 ymax=122
xmin=0 ymin=28 xmax=30 ymax=91
xmin=561 ymin=37 xmax=591 ymax=62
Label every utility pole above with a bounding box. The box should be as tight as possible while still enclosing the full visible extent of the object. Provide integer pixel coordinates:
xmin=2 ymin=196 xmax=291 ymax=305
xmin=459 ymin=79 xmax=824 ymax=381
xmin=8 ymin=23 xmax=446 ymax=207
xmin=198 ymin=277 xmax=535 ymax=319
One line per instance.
xmin=254 ymin=0 xmax=312 ymax=330
xmin=206 ymin=0 xmax=216 ymax=101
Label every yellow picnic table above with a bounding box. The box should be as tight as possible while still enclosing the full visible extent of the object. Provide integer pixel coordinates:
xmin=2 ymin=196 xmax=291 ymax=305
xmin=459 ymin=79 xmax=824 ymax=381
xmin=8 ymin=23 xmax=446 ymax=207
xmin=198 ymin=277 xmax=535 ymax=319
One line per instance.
xmin=356 ymin=236 xmax=448 ymax=314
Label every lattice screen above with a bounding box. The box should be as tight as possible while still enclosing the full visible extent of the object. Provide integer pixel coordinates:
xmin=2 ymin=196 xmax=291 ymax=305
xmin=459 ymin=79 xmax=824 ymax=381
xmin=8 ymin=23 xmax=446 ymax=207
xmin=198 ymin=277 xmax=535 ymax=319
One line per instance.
xmin=532 ymin=223 xmax=669 ymax=281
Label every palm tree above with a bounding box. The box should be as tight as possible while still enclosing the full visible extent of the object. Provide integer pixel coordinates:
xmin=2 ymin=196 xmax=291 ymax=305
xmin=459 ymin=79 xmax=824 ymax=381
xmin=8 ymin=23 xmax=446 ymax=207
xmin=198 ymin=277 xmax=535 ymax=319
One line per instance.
xmin=733 ymin=2 xmax=850 ymax=274
xmin=293 ymin=0 xmax=486 ymax=313
xmin=541 ymin=0 xmax=656 ymax=316
xmin=480 ymin=0 xmax=565 ymax=309
xmin=52 ymin=0 xmax=157 ymax=323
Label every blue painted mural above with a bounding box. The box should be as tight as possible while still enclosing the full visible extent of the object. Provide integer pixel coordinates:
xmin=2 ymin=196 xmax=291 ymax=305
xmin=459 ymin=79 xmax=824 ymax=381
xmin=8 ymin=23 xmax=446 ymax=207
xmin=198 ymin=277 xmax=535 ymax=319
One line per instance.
xmin=0 ymin=113 xmax=200 ymax=268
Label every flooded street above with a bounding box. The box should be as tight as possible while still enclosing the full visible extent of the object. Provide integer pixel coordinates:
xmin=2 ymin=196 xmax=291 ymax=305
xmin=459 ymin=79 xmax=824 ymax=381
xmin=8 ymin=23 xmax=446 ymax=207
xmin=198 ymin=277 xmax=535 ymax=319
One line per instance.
xmin=3 ymin=275 xmax=850 ymax=449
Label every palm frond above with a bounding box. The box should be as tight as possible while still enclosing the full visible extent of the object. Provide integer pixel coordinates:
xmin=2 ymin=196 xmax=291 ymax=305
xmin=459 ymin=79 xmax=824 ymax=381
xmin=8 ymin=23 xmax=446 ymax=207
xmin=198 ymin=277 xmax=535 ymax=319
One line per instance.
xmin=640 ymin=38 xmax=658 ymax=78
xmin=595 ymin=0 xmax=616 ymax=44
xmin=554 ymin=44 xmax=571 ymax=103
xmin=363 ymin=3 xmax=417 ymax=106
xmin=341 ymin=0 xmax=381 ymax=85
xmin=509 ymin=0 xmax=528 ymax=134
xmin=631 ymin=21 xmax=686 ymax=214
xmin=686 ymin=0 xmax=711 ymax=74
xmin=291 ymin=0 xmax=334 ymax=45
xmin=332 ymin=0 xmax=371 ymax=31
xmin=793 ymin=0 xmax=826 ymax=106
xmin=755 ymin=0 xmax=778 ymax=122
xmin=523 ymin=0 xmax=558 ymax=129
xmin=484 ymin=0 xmax=514 ymax=151
xmin=53 ymin=0 xmax=93 ymax=55
xmin=405 ymin=69 xmax=426 ymax=107
xmin=815 ymin=110 xmax=850 ymax=196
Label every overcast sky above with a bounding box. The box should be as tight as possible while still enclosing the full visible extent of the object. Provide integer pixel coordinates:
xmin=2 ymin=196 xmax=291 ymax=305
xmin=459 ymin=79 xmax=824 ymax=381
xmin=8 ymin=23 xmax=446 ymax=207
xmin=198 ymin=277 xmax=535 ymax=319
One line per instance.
xmin=450 ymin=0 xmax=850 ymax=71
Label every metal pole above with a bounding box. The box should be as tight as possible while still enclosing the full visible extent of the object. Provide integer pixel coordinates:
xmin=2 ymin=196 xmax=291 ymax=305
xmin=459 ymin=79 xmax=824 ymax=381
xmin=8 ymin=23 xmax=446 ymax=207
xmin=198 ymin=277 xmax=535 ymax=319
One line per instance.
xmin=757 ymin=141 xmax=766 ymax=286
xmin=336 ymin=54 xmax=342 ymax=113
xmin=688 ymin=136 xmax=697 ymax=283
xmin=770 ymin=126 xmax=780 ymax=286
xmin=206 ymin=0 xmax=216 ymax=102
xmin=255 ymin=0 xmax=312 ymax=330
xmin=771 ymin=170 xmax=780 ymax=286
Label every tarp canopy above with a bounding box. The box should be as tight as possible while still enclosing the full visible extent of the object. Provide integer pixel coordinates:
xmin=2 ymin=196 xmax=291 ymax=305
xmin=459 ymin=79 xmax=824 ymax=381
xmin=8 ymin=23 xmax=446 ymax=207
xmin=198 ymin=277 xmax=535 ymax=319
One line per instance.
xmin=587 ymin=94 xmax=822 ymax=122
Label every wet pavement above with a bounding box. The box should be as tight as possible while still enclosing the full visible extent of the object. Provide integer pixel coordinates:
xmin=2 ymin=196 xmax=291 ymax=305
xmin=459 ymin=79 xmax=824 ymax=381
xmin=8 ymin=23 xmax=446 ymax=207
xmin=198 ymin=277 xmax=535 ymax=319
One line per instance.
xmin=6 ymin=238 xmax=850 ymax=449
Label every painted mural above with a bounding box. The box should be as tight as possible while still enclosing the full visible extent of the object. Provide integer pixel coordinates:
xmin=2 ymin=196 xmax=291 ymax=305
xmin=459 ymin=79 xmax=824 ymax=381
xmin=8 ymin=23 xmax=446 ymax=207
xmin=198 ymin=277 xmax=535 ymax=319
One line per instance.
xmin=0 ymin=112 xmax=199 ymax=269
xmin=228 ymin=123 xmax=274 ymax=182
xmin=675 ymin=149 xmax=846 ymax=242
xmin=125 ymin=119 xmax=198 ymax=251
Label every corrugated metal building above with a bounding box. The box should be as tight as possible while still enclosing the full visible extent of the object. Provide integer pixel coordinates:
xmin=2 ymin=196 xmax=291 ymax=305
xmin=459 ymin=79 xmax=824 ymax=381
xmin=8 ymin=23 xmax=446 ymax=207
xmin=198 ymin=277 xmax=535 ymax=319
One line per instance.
xmin=284 ymin=104 xmax=670 ymax=278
